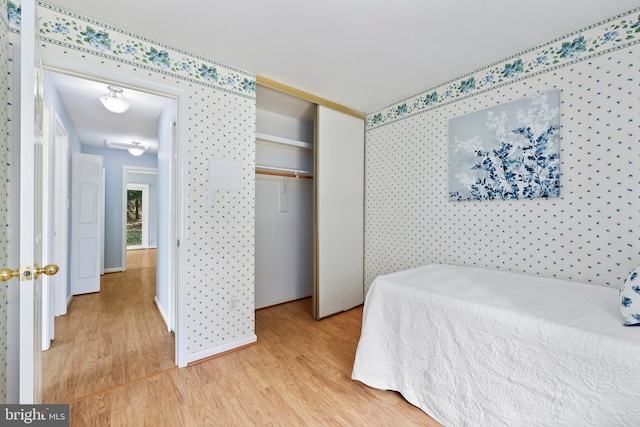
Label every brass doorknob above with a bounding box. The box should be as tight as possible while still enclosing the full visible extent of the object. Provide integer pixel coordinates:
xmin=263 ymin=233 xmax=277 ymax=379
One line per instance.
xmin=34 ymin=264 xmax=59 ymax=280
xmin=0 ymin=268 xmax=20 ymax=282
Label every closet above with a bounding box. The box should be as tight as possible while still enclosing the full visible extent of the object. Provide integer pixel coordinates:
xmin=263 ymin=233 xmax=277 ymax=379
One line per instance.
xmin=255 ymin=78 xmax=365 ymax=319
xmin=255 ymin=85 xmax=315 ymax=309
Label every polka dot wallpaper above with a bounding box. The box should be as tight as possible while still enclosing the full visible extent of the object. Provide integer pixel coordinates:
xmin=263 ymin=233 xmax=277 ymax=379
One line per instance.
xmin=365 ymin=45 xmax=639 ymax=293
xmin=29 ymin=3 xmax=258 ymax=360
xmin=0 ymin=0 xmax=10 ymax=401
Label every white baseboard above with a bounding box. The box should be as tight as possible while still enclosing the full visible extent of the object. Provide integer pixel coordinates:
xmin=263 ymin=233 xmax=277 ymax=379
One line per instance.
xmin=154 ymin=296 xmax=170 ymax=331
xmin=104 ymin=267 xmax=123 ymax=274
xmin=66 ymin=293 xmax=73 ymax=308
xmin=185 ymin=335 xmax=257 ymax=365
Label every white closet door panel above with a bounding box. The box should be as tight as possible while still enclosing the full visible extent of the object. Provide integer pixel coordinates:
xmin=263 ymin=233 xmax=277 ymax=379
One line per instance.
xmin=315 ymin=106 xmax=364 ymax=318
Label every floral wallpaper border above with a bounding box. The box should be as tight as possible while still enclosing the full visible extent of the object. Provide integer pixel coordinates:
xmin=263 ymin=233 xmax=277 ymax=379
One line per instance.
xmin=8 ymin=1 xmax=256 ymax=99
xmin=6 ymin=0 xmax=18 ymax=32
xmin=367 ymin=7 xmax=640 ymax=129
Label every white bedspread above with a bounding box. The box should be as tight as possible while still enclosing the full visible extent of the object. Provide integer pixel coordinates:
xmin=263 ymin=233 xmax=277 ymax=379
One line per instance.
xmin=351 ymin=264 xmax=640 ymax=427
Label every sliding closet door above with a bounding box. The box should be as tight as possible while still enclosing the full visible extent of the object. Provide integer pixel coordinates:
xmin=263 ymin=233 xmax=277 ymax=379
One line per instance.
xmin=314 ymin=105 xmax=364 ymax=319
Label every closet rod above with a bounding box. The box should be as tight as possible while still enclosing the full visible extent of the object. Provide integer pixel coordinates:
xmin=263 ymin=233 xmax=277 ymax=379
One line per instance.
xmin=256 ymin=165 xmax=312 ymax=175
xmin=256 ymin=170 xmax=313 ymax=180
xmin=256 ymin=165 xmax=312 ymax=179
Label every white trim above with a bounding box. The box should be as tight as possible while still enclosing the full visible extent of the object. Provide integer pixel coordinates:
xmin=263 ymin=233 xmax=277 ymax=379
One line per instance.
xmin=175 ymin=102 xmax=188 ymax=368
xmin=42 ymin=100 xmax=53 ymax=352
xmin=66 ymin=294 xmax=73 ymax=308
xmin=185 ymin=335 xmax=258 ymax=365
xmin=101 ymin=168 xmax=105 ymax=276
xmin=103 ymin=267 xmax=123 ymax=274
xmin=53 ymin=115 xmax=69 ymax=317
xmin=154 ymin=296 xmax=170 ymax=331
xmin=40 ymin=58 xmax=189 ymax=368
xmin=167 ymin=118 xmax=177 ymax=333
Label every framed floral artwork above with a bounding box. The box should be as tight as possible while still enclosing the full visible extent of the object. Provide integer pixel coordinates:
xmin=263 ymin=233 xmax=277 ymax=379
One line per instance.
xmin=449 ymin=89 xmax=560 ymax=201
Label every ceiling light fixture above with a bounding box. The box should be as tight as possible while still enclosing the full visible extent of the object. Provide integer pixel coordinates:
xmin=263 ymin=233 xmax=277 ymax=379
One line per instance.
xmin=99 ymin=85 xmax=131 ymax=113
xmin=128 ymin=141 xmax=149 ymax=156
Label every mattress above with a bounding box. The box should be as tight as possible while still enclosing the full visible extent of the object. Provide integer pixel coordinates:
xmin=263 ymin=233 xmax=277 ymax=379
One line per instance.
xmin=351 ymin=264 xmax=640 ymax=427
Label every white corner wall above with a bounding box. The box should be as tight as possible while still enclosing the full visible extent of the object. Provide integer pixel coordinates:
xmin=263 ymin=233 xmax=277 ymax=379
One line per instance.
xmin=156 ymin=98 xmax=175 ymax=328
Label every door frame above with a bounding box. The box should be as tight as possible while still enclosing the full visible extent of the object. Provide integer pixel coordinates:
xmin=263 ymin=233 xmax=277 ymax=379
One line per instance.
xmin=53 ymin=115 xmax=69 ymax=317
xmin=122 ymin=167 xmax=157 ymax=262
xmin=41 ymin=111 xmax=71 ymax=350
xmin=124 ymin=182 xmax=150 ymax=251
xmin=41 ymin=100 xmax=53 ymax=351
xmin=39 ymin=59 xmax=189 ymax=367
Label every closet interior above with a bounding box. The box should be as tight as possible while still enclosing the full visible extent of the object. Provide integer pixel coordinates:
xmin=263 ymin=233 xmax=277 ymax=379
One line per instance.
xmin=254 ymin=85 xmax=316 ymax=309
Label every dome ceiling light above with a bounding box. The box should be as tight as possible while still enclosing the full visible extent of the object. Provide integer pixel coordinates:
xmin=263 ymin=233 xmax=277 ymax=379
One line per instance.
xmin=99 ymin=85 xmax=131 ymax=113
xmin=128 ymin=141 xmax=150 ymax=156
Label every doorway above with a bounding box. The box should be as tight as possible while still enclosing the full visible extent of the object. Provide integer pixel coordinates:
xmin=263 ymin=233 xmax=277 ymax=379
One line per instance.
xmin=39 ymin=67 xmax=184 ymax=401
xmin=126 ymin=184 xmax=149 ymax=249
xmin=122 ymin=167 xmax=158 ymax=264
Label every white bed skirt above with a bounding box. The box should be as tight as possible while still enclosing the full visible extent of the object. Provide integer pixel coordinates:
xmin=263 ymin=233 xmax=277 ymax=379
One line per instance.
xmin=351 ymin=264 xmax=640 ymax=427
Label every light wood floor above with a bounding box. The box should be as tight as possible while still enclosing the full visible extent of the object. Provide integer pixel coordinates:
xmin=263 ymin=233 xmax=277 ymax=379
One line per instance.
xmin=45 ymin=249 xmax=442 ymax=426
xmin=42 ymin=248 xmax=175 ymax=403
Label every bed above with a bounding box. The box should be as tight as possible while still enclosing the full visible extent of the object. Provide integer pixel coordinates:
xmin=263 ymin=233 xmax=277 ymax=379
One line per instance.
xmin=351 ymin=264 xmax=640 ymax=427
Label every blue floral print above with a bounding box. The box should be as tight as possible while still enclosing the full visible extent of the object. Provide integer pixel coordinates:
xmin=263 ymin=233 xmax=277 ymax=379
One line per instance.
xmin=79 ymin=27 xmax=113 ymax=51
xmin=459 ymin=77 xmax=476 ymax=94
xmin=52 ymin=23 xmax=69 ymax=35
xmin=198 ymin=65 xmax=218 ymax=82
xmin=7 ymin=1 xmax=21 ymax=27
xmin=621 ymin=266 xmax=640 ymax=326
xmin=502 ymin=59 xmax=525 ymax=78
xmin=424 ymin=92 xmax=439 ymax=106
xmin=241 ymin=78 xmax=256 ymax=93
xmin=557 ymin=36 xmax=588 ymax=59
xmin=535 ymin=56 xmax=548 ymax=65
xmin=146 ymin=47 xmax=171 ymax=68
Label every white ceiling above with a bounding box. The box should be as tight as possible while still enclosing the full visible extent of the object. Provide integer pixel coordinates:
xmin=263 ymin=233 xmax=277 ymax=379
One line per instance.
xmin=49 ymin=71 xmax=169 ymax=152
xmin=46 ymin=0 xmax=639 ymax=115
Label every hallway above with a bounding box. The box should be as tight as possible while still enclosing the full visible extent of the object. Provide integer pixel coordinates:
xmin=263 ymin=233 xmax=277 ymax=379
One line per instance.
xmin=42 ymin=249 xmax=174 ymax=403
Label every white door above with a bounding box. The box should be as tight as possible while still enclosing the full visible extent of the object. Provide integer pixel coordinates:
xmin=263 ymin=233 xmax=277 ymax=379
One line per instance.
xmin=71 ymin=153 xmax=103 ymax=295
xmin=17 ymin=0 xmax=55 ymax=404
xmin=314 ymin=106 xmax=365 ymax=319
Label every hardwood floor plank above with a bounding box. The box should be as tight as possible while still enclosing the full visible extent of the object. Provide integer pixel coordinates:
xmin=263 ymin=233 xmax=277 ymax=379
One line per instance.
xmin=42 ymin=249 xmax=174 ymax=404
xmin=56 ymin=255 xmax=441 ymax=426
